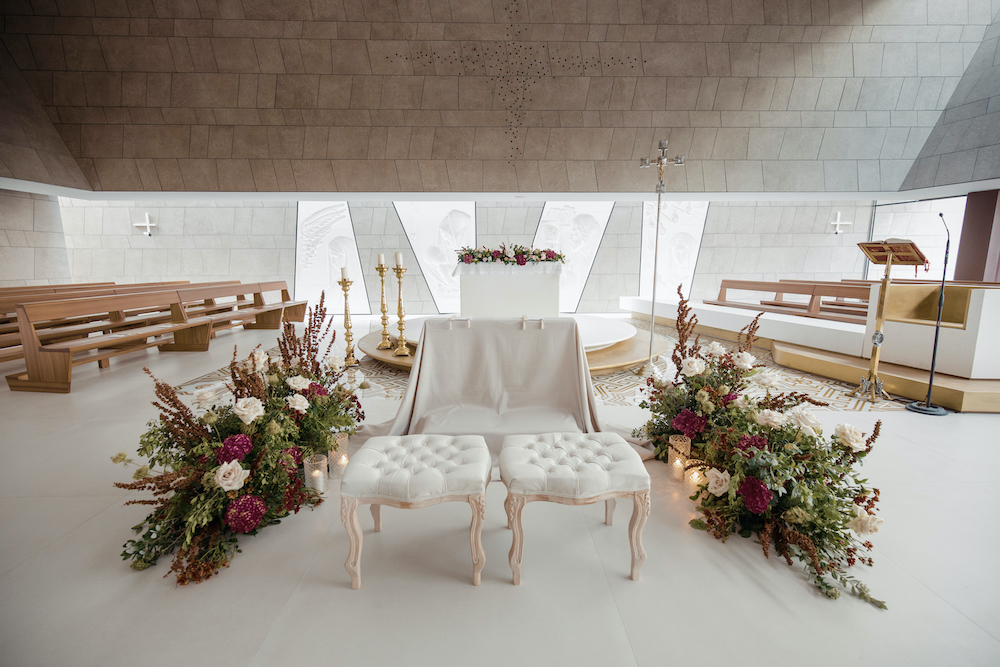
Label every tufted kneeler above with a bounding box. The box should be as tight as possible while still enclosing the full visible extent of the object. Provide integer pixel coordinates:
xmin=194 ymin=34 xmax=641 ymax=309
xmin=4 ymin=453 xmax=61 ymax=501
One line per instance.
xmin=340 ymin=434 xmax=491 ymax=589
xmin=499 ymin=432 xmax=651 ymax=584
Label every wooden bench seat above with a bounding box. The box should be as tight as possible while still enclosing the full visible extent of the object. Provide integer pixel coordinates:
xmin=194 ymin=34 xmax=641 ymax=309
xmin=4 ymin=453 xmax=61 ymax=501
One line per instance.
xmin=6 ymin=291 xmax=214 ymax=393
xmin=704 ymin=280 xmax=869 ymax=325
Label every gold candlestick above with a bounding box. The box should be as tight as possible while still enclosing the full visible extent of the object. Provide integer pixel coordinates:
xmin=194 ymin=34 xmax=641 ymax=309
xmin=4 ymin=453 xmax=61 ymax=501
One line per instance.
xmin=392 ymin=266 xmax=411 ymax=357
xmin=337 ymin=278 xmax=358 ymax=366
xmin=375 ymin=264 xmax=392 ymax=350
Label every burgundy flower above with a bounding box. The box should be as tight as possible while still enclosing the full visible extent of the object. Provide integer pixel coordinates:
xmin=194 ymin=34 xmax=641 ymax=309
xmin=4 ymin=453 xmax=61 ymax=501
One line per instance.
xmin=735 ymin=434 xmax=768 ymax=456
xmin=491 ymin=250 xmax=502 ymax=259
xmin=282 ymin=446 xmax=303 ymax=466
xmin=225 ymin=494 xmax=267 ymax=533
xmin=304 ymin=382 xmax=329 ymax=398
xmin=463 ymin=253 xmax=473 ymax=264
xmin=671 ymin=409 xmax=708 ymax=439
xmin=721 ymin=392 xmax=738 ymax=406
xmin=545 ymin=250 xmax=557 ymax=259
xmin=515 ymin=254 xmax=527 ymax=266
xmin=216 ymin=434 xmax=253 ymax=465
xmin=738 ymin=476 xmax=772 ymax=514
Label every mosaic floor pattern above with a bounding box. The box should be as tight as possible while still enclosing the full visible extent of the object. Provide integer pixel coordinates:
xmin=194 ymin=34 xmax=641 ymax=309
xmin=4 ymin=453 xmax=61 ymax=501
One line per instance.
xmin=176 ymin=318 xmax=906 ymax=412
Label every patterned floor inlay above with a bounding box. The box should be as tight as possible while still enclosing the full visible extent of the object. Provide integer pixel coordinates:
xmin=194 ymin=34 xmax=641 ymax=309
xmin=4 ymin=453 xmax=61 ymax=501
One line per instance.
xmin=175 ymin=318 xmax=905 ymax=412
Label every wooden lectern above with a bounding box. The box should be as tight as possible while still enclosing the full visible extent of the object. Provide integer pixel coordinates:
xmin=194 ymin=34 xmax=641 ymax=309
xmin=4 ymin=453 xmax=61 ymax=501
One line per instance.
xmin=851 ymin=240 xmax=928 ymax=402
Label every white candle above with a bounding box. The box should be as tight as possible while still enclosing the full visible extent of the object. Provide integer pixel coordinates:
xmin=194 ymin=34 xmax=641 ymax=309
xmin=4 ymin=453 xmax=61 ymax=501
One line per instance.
xmin=310 ymin=468 xmax=327 ymax=493
xmin=394 ymin=251 xmax=403 ymax=267
xmin=341 ymin=266 xmax=349 ymax=280
xmin=377 ymin=253 xmax=385 ymax=267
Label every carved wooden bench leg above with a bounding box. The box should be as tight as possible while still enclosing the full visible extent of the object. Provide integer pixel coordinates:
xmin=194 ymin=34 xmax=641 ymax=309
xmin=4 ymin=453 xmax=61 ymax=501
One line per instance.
xmin=370 ymin=503 xmax=381 ymax=532
xmin=341 ymin=496 xmax=362 ymax=590
xmin=468 ymin=493 xmax=486 ymax=586
xmin=506 ymin=493 xmax=526 ymax=585
xmin=605 ymin=498 xmax=616 ymax=525
xmin=629 ymin=490 xmax=650 ymax=581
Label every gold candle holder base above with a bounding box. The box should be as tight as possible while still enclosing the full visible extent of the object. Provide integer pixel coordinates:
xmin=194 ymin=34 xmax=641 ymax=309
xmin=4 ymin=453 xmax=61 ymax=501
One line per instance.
xmin=337 ymin=278 xmax=358 ymax=367
xmin=375 ymin=264 xmax=392 ymax=350
xmin=392 ymin=266 xmax=412 ymax=357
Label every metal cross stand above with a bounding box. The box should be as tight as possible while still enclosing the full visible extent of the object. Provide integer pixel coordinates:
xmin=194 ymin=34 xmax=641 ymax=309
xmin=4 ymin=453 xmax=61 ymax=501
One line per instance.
xmin=852 ymin=239 xmax=928 ymax=403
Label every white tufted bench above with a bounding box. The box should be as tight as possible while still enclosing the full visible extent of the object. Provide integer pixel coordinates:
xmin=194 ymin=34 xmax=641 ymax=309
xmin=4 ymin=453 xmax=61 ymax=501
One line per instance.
xmin=499 ymin=432 xmax=651 ymax=584
xmin=340 ymin=434 xmax=491 ymax=589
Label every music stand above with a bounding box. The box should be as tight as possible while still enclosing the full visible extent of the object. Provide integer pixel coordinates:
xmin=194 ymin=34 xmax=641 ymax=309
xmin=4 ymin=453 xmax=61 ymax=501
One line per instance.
xmin=851 ymin=240 xmax=928 ymax=403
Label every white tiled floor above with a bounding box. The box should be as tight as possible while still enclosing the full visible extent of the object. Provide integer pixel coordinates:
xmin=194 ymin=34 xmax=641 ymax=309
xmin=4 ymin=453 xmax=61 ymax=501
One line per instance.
xmin=1 ymin=325 xmax=999 ymax=666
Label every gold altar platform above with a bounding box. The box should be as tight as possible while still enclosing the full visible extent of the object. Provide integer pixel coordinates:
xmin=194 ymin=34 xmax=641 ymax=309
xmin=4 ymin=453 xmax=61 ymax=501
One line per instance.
xmin=357 ymin=328 xmax=670 ymax=374
xmin=771 ymin=341 xmax=1000 ymax=413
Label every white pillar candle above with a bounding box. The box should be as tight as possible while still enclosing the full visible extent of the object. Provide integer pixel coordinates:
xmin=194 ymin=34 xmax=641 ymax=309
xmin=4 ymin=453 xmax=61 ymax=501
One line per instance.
xmin=394 ymin=251 xmax=403 ymax=267
xmin=377 ymin=253 xmax=385 ymax=267
xmin=341 ymin=266 xmax=349 ymax=280
xmin=310 ymin=468 xmax=327 ymax=494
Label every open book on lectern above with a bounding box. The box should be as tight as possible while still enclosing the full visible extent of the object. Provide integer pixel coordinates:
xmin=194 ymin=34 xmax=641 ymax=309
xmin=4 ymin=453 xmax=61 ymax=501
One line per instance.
xmin=857 ymin=239 xmax=927 ymax=266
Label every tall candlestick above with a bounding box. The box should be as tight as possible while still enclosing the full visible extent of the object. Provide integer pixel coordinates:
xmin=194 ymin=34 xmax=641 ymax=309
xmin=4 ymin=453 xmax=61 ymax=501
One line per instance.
xmin=377 ymin=252 xmax=385 ymax=267
xmin=375 ymin=264 xmax=392 ymax=349
xmin=338 ymin=278 xmax=358 ymax=366
xmin=394 ymin=251 xmax=403 ymax=268
xmin=392 ymin=266 xmax=412 ymax=357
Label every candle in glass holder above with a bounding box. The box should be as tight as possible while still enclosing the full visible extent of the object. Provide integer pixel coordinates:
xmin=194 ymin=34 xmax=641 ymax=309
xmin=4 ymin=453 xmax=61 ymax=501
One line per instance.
xmin=304 ymin=454 xmax=328 ymax=494
xmin=667 ymin=448 xmax=686 ymax=481
xmin=684 ymin=467 xmax=705 ymax=498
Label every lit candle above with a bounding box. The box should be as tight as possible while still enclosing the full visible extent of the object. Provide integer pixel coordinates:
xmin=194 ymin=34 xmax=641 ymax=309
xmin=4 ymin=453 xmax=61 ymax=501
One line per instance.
xmin=377 ymin=253 xmax=385 ymax=267
xmin=310 ymin=468 xmax=327 ymax=494
xmin=341 ymin=266 xmax=349 ymax=280
xmin=394 ymin=251 xmax=403 ymax=268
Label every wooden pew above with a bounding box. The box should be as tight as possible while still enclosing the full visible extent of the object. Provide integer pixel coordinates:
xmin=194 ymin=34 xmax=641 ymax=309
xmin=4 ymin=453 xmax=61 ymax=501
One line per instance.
xmin=6 ymin=291 xmax=214 ymax=393
xmin=705 ymin=280 xmax=869 ymax=325
xmin=246 ymin=281 xmax=307 ymax=327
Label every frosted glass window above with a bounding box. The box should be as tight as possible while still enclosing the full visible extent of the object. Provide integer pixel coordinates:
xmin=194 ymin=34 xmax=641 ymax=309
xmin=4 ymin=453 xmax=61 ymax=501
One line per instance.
xmin=394 ymin=201 xmax=476 ymax=313
xmin=867 ymin=197 xmax=966 ymax=281
xmin=295 ymin=201 xmax=370 ymax=314
xmin=640 ymin=201 xmax=709 ymax=300
xmin=532 ymin=201 xmax=615 ymax=312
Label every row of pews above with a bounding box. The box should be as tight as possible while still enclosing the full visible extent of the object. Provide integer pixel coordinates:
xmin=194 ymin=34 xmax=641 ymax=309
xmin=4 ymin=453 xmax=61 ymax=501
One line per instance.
xmin=704 ymin=278 xmax=1000 ymax=327
xmin=0 ymin=281 xmax=306 ymax=393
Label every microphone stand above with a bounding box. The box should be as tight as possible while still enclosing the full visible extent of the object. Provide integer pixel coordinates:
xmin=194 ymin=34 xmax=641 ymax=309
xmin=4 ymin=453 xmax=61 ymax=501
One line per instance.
xmin=906 ymin=213 xmax=949 ymax=416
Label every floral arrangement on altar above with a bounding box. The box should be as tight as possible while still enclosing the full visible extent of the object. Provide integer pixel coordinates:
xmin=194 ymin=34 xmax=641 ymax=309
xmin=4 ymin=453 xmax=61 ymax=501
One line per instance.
xmin=636 ymin=287 xmax=886 ymax=608
xmin=456 ymin=243 xmax=566 ymax=266
xmin=112 ymin=294 xmax=364 ymax=584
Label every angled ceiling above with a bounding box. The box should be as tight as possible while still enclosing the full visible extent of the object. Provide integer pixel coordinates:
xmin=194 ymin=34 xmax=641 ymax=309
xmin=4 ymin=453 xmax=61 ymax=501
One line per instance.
xmin=1 ymin=0 xmax=999 ymax=194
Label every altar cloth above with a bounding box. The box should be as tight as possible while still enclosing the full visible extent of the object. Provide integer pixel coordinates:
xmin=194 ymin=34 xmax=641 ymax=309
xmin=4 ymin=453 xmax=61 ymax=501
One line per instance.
xmin=354 ymin=317 xmax=601 ymax=459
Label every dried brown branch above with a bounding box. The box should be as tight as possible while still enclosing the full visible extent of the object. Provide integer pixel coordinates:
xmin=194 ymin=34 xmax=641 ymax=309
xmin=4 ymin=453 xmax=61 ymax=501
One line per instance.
xmin=144 ymin=369 xmax=210 ymax=448
xmin=278 ymin=291 xmax=336 ymax=376
xmin=737 ymin=313 xmax=763 ymax=353
xmin=670 ymin=285 xmax=701 ymax=380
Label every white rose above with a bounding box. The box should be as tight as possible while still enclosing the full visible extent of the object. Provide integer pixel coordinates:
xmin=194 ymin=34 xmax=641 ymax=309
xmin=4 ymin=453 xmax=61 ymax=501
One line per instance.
xmin=326 ymin=354 xmax=345 ymax=372
xmin=787 ymin=405 xmax=823 ymax=437
xmin=755 ymin=409 xmax=788 ymax=429
xmin=835 ymin=423 xmax=866 ymax=451
xmin=733 ymin=395 xmax=753 ymax=411
xmin=233 ymin=397 xmax=264 ymax=425
xmin=286 ymin=393 xmax=310 ymax=413
xmin=193 ymin=386 xmax=224 ymax=409
xmin=706 ymin=469 xmax=731 ymax=497
xmin=847 ymin=505 xmax=884 ymax=535
xmin=705 ymin=341 xmax=726 ymax=357
xmin=751 ymin=370 xmax=780 ymax=389
xmin=680 ymin=357 xmax=707 ymax=377
xmin=249 ymin=349 xmax=268 ymax=373
xmin=734 ymin=351 xmax=756 ymax=371
xmin=215 ymin=460 xmax=250 ymax=492
xmin=286 ymin=375 xmax=311 ymax=391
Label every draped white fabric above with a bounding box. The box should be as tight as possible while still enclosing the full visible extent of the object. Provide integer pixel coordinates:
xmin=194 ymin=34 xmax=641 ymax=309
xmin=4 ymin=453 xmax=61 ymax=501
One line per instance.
xmin=355 ymin=317 xmax=601 ymax=459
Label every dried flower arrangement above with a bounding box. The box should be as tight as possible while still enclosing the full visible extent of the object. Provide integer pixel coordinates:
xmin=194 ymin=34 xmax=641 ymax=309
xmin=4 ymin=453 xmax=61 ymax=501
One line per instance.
xmin=636 ymin=287 xmax=886 ymax=608
xmin=112 ymin=294 xmax=363 ymax=584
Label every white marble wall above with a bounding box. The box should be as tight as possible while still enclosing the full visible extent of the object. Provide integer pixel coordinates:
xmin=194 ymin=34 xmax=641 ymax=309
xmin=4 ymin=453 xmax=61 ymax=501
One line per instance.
xmin=0 ymin=189 xmax=71 ymax=287
xmin=57 ymin=198 xmax=296 ymax=288
xmin=690 ymin=201 xmax=874 ymax=300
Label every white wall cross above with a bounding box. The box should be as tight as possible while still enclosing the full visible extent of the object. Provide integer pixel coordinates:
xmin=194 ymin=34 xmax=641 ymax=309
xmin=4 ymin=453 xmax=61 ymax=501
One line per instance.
xmin=830 ymin=211 xmax=853 ymax=234
xmin=133 ymin=212 xmax=156 ymax=236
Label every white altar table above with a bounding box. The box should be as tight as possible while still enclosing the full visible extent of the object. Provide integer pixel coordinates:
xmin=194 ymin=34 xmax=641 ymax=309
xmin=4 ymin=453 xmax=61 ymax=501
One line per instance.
xmin=453 ymin=263 xmax=561 ymax=318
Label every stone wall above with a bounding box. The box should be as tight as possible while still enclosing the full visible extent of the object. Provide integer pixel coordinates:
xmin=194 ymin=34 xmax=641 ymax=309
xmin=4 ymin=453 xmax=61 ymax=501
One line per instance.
xmin=0 ymin=189 xmax=71 ymax=287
